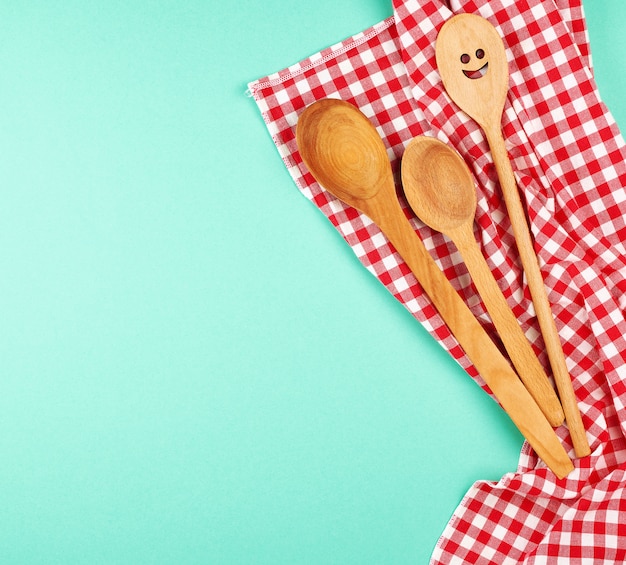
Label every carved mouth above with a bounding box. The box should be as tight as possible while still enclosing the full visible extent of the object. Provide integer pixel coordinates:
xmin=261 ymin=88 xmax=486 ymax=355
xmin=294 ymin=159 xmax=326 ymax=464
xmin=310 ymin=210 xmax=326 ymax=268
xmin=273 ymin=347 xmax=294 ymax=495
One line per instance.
xmin=462 ymin=62 xmax=488 ymax=79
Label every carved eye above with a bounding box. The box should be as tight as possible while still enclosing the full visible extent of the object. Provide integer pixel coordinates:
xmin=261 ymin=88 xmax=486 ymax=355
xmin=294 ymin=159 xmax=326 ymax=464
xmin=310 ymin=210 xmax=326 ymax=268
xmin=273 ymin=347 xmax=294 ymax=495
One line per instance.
xmin=460 ymin=53 xmax=470 ymax=64
xmin=475 ymin=49 xmax=485 ymax=59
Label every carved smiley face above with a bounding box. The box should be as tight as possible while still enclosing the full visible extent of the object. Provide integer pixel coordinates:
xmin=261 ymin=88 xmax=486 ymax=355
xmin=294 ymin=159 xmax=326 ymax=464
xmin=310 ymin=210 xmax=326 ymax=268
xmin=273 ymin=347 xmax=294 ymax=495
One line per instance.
xmin=460 ymin=48 xmax=488 ymax=80
xmin=435 ymin=14 xmax=509 ymax=123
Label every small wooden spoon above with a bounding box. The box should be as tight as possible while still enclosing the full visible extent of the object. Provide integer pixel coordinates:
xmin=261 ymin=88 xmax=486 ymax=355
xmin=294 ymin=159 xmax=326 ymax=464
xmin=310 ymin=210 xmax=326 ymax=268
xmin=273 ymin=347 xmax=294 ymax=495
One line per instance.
xmin=296 ymin=98 xmax=573 ymax=478
xmin=436 ymin=14 xmax=590 ymax=458
xmin=402 ymin=136 xmax=564 ymax=427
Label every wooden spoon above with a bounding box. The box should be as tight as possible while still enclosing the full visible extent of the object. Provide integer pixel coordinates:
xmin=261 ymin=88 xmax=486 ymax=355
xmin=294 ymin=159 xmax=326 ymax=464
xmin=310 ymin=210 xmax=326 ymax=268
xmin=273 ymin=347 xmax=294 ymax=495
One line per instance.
xmin=296 ymin=98 xmax=573 ymax=478
xmin=436 ymin=14 xmax=590 ymax=458
xmin=402 ymin=136 xmax=564 ymax=427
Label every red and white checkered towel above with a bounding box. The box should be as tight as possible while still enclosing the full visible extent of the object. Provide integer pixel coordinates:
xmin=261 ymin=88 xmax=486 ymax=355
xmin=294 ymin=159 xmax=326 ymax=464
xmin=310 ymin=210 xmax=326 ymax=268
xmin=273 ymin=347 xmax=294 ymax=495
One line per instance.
xmin=248 ymin=0 xmax=626 ymax=561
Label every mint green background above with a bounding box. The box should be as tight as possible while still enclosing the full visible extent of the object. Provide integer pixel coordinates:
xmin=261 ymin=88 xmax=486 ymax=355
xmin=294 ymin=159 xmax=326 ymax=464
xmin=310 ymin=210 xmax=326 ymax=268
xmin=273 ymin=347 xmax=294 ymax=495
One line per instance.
xmin=0 ymin=1 xmax=622 ymax=563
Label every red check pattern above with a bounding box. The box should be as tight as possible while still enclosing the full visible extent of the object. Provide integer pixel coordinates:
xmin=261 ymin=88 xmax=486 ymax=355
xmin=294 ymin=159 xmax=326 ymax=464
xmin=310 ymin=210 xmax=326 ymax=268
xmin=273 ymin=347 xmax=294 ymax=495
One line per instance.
xmin=248 ymin=0 xmax=626 ymax=562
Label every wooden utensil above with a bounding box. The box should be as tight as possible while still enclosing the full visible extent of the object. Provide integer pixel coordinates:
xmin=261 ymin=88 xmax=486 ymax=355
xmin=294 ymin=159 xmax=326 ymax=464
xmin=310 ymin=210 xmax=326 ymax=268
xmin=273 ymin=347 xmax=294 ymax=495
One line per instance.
xmin=436 ymin=14 xmax=590 ymax=458
xmin=401 ymin=136 xmax=564 ymax=427
xmin=296 ymin=98 xmax=573 ymax=478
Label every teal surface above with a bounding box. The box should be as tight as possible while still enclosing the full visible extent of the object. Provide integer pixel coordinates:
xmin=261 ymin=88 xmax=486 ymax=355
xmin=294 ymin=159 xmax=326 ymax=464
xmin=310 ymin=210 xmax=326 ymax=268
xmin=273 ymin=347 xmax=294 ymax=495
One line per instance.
xmin=0 ymin=1 xmax=623 ymax=563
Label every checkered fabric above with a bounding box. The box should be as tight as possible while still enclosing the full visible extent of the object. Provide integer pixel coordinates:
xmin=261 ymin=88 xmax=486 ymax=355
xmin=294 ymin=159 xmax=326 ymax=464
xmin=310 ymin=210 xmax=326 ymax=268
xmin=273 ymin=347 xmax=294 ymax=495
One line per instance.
xmin=248 ymin=0 xmax=626 ymax=562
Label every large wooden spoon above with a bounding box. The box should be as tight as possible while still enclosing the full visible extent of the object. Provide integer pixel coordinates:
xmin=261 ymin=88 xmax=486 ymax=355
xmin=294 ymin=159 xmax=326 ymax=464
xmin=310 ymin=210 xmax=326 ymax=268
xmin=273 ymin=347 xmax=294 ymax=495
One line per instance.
xmin=296 ymin=98 xmax=573 ymax=478
xmin=402 ymin=136 xmax=564 ymax=426
xmin=436 ymin=14 xmax=590 ymax=458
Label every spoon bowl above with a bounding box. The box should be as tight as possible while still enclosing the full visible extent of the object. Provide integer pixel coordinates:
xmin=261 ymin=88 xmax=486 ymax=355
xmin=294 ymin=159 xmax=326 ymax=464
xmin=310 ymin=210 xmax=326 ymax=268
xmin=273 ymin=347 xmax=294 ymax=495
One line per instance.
xmin=295 ymin=98 xmax=389 ymax=204
xmin=400 ymin=136 xmax=476 ymax=235
xmin=435 ymin=13 xmax=508 ymax=129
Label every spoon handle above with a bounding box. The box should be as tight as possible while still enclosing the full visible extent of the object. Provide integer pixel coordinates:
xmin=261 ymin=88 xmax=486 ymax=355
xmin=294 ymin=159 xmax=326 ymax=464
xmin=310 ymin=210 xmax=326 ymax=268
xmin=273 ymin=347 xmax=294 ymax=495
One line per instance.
xmin=368 ymin=196 xmax=573 ymax=478
xmin=452 ymin=224 xmax=564 ymax=427
xmin=484 ymin=124 xmax=591 ymax=458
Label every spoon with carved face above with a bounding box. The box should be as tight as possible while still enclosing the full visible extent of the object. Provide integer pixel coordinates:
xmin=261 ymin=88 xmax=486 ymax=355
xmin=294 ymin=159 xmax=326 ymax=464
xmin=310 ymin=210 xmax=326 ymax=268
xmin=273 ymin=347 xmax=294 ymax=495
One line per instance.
xmin=401 ymin=136 xmax=564 ymax=427
xmin=436 ymin=13 xmax=589 ymax=457
xmin=296 ymin=98 xmax=573 ymax=478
